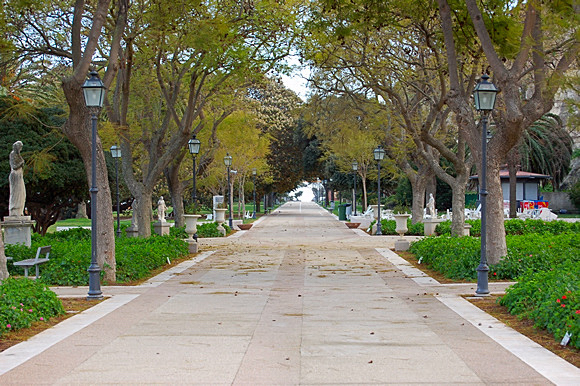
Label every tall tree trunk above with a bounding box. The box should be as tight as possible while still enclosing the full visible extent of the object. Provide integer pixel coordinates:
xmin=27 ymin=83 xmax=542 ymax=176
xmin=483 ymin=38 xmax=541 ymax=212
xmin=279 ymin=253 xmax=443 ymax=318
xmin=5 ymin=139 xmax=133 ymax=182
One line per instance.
xmin=507 ymin=147 xmax=519 ymax=218
xmin=0 ymin=224 xmax=9 ymax=281
xmin=449 ymin=180 xmax=467 ymax=236
xmin=134 ymin=189 xmax=153 ymax=238
xmin=486 ymin=159 xmax=508 ymax=264
xmin=409 ymin=174 xmax=426 ymax=223
xmin=166 ymin=171 xmax=185 ymax=228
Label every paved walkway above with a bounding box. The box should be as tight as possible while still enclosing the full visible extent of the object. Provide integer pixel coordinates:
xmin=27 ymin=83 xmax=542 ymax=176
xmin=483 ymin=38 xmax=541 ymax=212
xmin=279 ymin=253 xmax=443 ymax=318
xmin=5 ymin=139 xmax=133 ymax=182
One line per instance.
xmin=1 ymin=202 xmax=578 ymax=385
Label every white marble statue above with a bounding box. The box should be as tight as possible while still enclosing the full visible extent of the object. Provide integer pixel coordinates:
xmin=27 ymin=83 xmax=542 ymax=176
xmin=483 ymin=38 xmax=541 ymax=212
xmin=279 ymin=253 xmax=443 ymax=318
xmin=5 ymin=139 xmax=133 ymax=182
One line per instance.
xmin=427 ymin=193 xmax=436 ymax=218
xmin=157 ymin=196 xmax=167 ymax=222
xmin=9 ymin=141 xmax=26 ymax=217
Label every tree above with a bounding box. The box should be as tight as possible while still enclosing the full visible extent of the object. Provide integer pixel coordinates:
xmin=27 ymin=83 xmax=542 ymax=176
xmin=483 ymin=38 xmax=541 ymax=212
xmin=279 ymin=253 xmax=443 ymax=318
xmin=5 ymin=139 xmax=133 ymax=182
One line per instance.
xmin=438 ymin=0 xmax=579 ymax=262
xmin=4 ymin=0 xmax=130 ymax=281
xmin=108 ymin=0 xmax=299 ymax=236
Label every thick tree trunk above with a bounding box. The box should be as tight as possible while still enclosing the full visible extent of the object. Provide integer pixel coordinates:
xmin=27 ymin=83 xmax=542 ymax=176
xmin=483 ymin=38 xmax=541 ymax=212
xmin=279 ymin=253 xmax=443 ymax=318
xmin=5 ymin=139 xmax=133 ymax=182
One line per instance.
xmin=0 ymin=224 xmax=9 ymax=281
xmin=62 ymin=81 xmax=116 ymax=283
xmin=486 ymin=162 xmax=508 ymax=264
xmin=507 ymin=147 xmax=519 ymax=218
xmin=134 ymin=191 xmax=153 ymax=238
xmin=449 ymin=181 xmax=467 ymax=236
xmin=410 ymin=176 xmax=426 ymax=223
xmin=165 ymin=165 xmax=185 ymax=228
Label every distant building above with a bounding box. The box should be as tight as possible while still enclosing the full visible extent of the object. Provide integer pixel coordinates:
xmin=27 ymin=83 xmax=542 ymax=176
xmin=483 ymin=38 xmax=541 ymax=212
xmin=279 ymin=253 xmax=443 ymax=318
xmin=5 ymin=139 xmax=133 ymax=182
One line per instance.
xmin=470 ymin=170 xmax=552 ymax=201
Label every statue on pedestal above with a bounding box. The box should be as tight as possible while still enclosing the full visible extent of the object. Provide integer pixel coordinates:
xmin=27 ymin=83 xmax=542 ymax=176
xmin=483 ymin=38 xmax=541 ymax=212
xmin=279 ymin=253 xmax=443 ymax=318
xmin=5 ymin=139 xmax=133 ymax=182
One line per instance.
xmin=9 ymin=141 xmax=26 ymax=217
xmin=157 ymin=196 xmax=167 ymax=223
xmin=427 ymin=193 xmax=436 ymax=218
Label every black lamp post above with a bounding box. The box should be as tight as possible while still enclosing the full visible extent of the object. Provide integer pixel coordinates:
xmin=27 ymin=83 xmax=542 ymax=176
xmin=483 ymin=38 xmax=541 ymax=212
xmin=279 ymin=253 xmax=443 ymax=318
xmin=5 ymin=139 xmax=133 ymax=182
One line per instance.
xmin=82 ymin=70 xmax=105 ymax=300
xmin=188 ymin=135 xmax=201 ymax=206
xmin=252 ymin=168 xmax=257 ymax=218
xmin=224 ymin=153 xmax=233 ymax=228
xmin=373 ymin=145 xmax=385 ymax=235
xmin=110 ymin=145 xmax=121 ymax=237
xmin=352 ymin=160 xmax=358 ymax=215
xmin=473 ymin=74 xmax=498 ymax=297
xmin=323 ymin=179 xmax=328 ymax=207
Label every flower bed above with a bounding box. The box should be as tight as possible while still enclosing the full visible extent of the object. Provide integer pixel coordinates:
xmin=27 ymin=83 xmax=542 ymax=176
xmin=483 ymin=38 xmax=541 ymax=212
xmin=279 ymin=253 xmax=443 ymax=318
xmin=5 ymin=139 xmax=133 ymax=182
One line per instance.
xmin=0 ymin=278 xmax=65 ymax=337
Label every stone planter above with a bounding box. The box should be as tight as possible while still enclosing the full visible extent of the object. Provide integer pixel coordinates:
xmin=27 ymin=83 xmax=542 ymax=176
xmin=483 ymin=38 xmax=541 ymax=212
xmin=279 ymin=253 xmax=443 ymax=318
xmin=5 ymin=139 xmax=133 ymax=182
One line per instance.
xmin=214 ymin=208 xmax=227 ymax=224
xmin=238 ymin=223 xmax=253 ymax=230
xmin=370 ymin=205 xmax=379 ymax=220
xmin=214 ymin=208 xmax=227 ymax=236
xmin=345 ymin=222 xmax=360 ymax=229
xmin=184 ymin=214 xmax=201 ymax=241
xmin=394 ymin=213 xmax=412 ymax=251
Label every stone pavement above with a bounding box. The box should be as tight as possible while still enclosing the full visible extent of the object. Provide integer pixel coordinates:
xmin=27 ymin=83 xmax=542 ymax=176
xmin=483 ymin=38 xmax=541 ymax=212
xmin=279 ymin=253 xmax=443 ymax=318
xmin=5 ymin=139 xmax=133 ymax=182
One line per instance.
xmin=1 ymin=201 xmax=578 ymax=385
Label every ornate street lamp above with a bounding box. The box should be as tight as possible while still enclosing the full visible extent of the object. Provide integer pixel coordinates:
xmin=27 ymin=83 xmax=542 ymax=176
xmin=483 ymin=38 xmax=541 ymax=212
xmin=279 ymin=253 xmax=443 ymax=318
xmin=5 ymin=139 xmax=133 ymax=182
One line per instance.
xmin=223 ymin=153 xmax=233 ymax=228
xmin=352 ymin=160 xmax=358 ymax=215
xmin=252 ymin=168 xmax=257 ymax=218
xmin=188 ymin=135 xmax=201 ymax=205
xmin=473 ymin=74 xmax=498 ymax=297
xmin=373 ymin=145 xmax=385 ymax=235
xmin=82 ymin=70 xmax=105 ymax=300
xmin=110 ymin=145 xmax=121 ymax=237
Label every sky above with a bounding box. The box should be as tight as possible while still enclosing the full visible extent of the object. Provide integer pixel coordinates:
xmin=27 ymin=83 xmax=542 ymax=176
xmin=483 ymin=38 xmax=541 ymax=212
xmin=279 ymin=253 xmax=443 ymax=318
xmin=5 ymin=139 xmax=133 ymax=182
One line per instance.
xmin=279 ymin=55 xmax=311 ymax=101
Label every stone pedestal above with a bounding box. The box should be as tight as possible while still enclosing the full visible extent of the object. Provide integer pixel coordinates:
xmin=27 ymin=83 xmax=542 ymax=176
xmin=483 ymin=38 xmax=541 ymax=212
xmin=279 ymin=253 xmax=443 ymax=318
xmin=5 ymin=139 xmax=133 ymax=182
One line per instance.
xmin=232 ymin=219 xmax=243 ymax=230
xmin=125 ymin=225 xmax=139 ymax=238
xmin=2 ymin=216 xmax=35 ymax=247
xmin=153 ymin=221 xmax=171 ymax=236
xmin=216 ymin=223 xmax=226 ymax=236
xmin=463 ymin=224 xmax=472 ymax=237
xmin=395 ymin=239 xmax=410 ymax=251
xmin=423 ymin=218 xmax=444 ymax=236
xmin=187 ymin=240 xmax=198 ymax=254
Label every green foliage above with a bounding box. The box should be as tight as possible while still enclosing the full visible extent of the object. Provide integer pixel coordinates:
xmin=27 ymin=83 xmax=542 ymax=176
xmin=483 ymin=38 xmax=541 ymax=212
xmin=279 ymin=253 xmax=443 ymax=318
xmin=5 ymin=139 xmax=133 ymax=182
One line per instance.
xmin=7 ymin=232 xmax=189 ymax=286
xmin=0 ymin=277 xmax=65 ymax=337
xmin=379 ymin=219 xmax=423 ymax=236
xmin=170 ymin=222 xmax=231 ymax=239
xmin=436 ymin=219 xmax=579 ymax=237
xmin=409 ymin=234 xmax=580 ymax=281
xmin=499 ymin=261 xmax=580 ymax=349
xmin=0 ymin=98 xmax=87 ymax=234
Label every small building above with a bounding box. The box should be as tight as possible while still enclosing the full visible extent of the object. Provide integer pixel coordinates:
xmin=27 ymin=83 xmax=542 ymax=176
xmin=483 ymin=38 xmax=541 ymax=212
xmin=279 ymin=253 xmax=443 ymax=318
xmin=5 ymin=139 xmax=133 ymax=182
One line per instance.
xmin=470 ymin=170 xmax=552 ymax=205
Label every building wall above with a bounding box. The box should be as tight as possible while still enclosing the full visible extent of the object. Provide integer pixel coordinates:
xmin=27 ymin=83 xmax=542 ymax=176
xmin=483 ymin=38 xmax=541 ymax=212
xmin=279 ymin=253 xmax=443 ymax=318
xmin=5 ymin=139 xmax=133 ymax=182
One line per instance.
xmin=542 ymin=192 xmax=577 ymax=213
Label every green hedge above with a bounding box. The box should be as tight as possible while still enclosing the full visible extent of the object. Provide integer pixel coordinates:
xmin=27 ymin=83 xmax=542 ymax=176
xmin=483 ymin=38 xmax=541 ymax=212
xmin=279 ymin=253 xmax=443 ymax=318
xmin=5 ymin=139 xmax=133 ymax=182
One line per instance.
xmin=409 ymin=234 xmax=580 ymax=281
xmin=6 ymin=230 xmax=189 ymax=286
xmin=0 ymin=277 xmax=65 ymax=337
xmin=436 ymin=219 xmax=580 ymax=236
xmin=379 ymin=219 xmax=424 ymax=236
xmin=499 ymin=261 xmax=580 ymax=349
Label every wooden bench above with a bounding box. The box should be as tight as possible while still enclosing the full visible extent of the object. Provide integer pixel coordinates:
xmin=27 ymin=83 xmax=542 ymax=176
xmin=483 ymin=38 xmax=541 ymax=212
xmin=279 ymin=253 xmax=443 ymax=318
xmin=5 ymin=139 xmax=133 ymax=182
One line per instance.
xmin=12 ymin=246 xmax=51 ymax=279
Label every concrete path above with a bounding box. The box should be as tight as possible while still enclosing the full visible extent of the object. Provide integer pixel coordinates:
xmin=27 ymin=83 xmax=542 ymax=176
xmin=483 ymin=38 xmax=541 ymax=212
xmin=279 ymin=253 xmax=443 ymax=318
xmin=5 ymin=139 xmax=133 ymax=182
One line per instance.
xmin=1 ymin=202 xmax=578 ymax=385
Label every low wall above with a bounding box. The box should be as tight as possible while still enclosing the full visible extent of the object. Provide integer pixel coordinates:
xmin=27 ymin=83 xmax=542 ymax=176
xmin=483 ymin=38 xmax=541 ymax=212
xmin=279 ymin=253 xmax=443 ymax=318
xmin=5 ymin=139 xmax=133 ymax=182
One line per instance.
xmin=542 ymin=192 xmax=577 ymax=213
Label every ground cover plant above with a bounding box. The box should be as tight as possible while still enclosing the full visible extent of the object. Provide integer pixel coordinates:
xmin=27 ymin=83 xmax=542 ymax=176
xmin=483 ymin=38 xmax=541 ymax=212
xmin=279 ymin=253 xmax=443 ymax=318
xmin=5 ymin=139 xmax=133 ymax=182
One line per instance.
xmin=379 ymin=219 xmax=424 ymax=236
xmin=0 ymin=278 xmax=65 ymax=337
xmin=6 ymin=228 xmax=189 ymax=286
xmin=409 ymin=225 xmax=580 ymax=350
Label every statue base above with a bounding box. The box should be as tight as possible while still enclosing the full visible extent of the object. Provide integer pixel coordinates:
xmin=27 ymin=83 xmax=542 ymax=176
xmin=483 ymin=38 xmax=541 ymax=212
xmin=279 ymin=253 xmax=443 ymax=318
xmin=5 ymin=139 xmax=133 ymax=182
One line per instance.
xmin=125 ymin=225 xmax=139 ymax=238
xmin=423 ymin=218 xmax=444 ymax=236
xmin=394 ymin=238 xmax=410 ymax=251
xmin=153 ymin=221 xmax=171 ymax=236
xmin=2 ymin=216 xmax=35 ymax=247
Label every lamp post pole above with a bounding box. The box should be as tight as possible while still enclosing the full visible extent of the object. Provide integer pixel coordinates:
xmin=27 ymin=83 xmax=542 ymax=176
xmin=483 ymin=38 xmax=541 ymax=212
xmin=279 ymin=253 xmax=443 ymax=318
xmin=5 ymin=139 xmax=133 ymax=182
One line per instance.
xmin=82 ymin=70 xmax=105 ymax=300
xmin=110 ymin=145 xmax=121 ymax=237
xmin=352 ymin=160 xmax=358 ymax=215
xmin=374 ymin=146 xmax=385 ymax=235
xmin=188 ymin=136 xmax=201 ymax=207
xmin=224 ymin=153 xmax=233 ymax=228
xmin=252 ymin=168 xmax=257 ymax=219
xmin=473 ymin=74 xmax=498 ymax=297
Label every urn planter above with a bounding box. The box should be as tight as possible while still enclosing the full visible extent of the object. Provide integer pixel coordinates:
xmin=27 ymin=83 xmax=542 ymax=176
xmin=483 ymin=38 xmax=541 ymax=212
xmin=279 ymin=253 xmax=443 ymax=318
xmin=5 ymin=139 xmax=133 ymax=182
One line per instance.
xmin=394 ymin=213 xmax=412 ymax=251
xmin=184 ymin=214 xmax=201 ymax=241
xmin=214 ymin=208 xmax=227 ymax=224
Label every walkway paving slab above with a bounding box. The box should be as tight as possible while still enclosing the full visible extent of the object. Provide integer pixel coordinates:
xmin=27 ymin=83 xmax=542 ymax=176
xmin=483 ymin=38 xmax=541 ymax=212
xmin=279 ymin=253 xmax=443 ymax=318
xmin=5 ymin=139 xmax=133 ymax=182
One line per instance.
xmin=1 ymin=201 xmax=578 ymax=385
